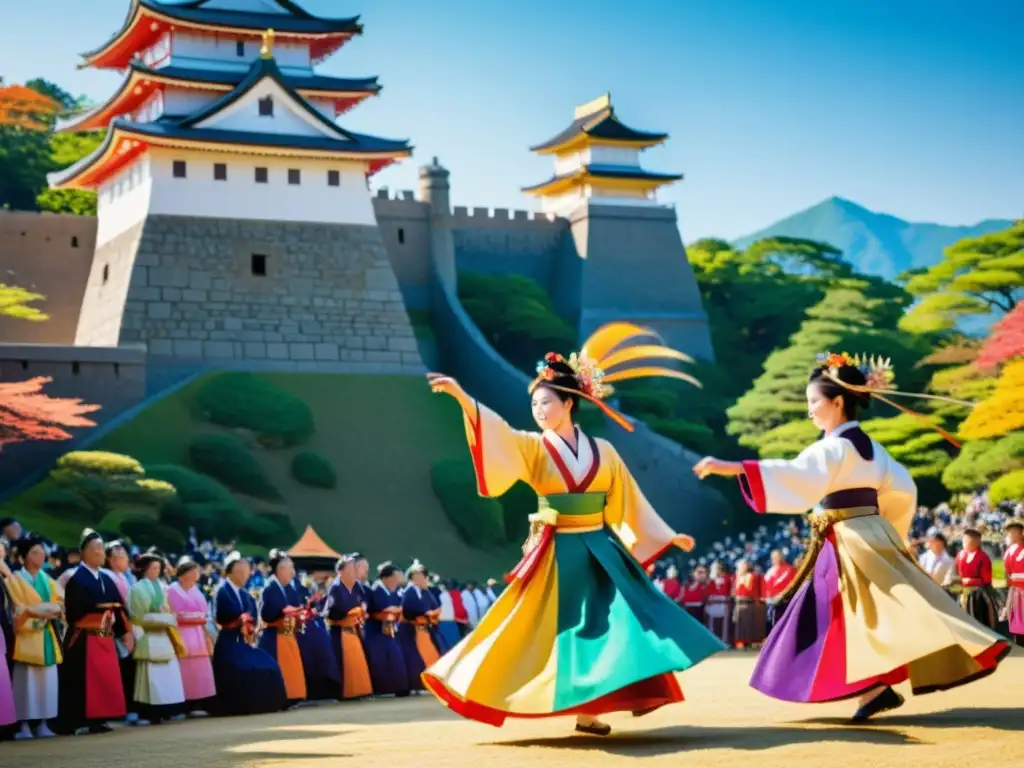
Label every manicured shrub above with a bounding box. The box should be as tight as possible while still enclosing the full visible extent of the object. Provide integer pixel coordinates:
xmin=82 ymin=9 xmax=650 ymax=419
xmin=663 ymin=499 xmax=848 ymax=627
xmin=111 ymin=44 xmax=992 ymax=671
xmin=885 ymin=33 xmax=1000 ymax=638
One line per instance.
xmin=145 ymin=464 xmax=247 ymax=542
xmin=46 ymin=451 xmax=176 ymax=525
xmin=120 ymin=514 xmax=186 ymax=554
xmin=189 ymin=434 xmax=281 ymax=500
xmin=194 ymin=372 xmax=315 ymax=447
xmin=291 ymin=451 xmax=337 ymax=489
xmin=430 ymin=457 xmax=505 ymax=549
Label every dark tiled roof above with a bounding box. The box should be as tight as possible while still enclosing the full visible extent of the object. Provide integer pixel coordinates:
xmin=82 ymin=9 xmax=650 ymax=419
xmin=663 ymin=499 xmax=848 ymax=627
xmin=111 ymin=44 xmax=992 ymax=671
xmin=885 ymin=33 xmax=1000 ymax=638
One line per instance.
xmin=134 ymin=62 xmax=380 ymax=93
xmin=530 ymin=108 xmax=667 ymax=153
xmin=142 ymin=0 xmax=360 ymax=34
xmin=522 ymin=164 xmax=682 ymax=193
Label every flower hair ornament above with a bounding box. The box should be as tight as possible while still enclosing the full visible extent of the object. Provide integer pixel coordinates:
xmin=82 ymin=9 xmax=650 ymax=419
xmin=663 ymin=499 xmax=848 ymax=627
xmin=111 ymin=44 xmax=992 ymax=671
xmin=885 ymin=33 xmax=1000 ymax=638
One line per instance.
xmin=815 ymin=351 xmax=975 ymax=447
xmin=531 ymin=322 xmax=701 ymax=431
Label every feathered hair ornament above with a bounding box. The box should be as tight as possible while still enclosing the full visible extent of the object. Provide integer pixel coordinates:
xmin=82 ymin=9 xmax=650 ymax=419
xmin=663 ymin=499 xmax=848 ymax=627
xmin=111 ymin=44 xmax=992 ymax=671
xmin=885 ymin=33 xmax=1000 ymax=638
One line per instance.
xmin=531 ymin=322 xmax=701 ymax=431
xmin=815 ymin=350 xmax=975 ymax=447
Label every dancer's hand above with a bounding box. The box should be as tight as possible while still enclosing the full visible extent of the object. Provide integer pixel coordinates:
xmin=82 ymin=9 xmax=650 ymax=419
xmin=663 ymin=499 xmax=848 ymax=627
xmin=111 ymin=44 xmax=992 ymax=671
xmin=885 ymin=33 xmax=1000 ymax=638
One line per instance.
xmin=693 ymin=457 xmax=743 ymax=479
xmin=672 ymin=534 xmax=696 ymax=553
xmin=427 ymin=372 xmax=472 ymax=412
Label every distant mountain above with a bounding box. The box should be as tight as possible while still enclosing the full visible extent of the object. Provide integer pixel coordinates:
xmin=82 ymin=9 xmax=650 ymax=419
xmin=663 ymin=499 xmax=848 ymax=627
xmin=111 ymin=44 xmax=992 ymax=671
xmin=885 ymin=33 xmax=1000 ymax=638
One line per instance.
xmin=733 ymin=197 xmax=1014 ymax=281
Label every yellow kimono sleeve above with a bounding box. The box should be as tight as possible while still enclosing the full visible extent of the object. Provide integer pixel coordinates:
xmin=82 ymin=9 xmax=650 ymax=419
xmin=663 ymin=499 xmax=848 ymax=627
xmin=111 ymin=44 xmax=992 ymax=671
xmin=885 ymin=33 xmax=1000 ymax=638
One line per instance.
xmin=7 ymin=573 xmax=64 ymax=666
xmin=877 ymin=455 xmax=917 ymax=543
xmin=464 ymin=400 xmax=545 ymax=497
xmin=602 ymin=442 xmax=677 ymax=567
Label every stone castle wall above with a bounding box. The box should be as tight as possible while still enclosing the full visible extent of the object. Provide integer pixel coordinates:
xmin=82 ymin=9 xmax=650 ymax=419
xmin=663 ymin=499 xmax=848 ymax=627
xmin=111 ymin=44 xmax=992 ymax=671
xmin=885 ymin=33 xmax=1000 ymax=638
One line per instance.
xmin=0 ymin=211 xmax=97 ymax=344
xmin=116 ymin=215 xmax=423 ymax=371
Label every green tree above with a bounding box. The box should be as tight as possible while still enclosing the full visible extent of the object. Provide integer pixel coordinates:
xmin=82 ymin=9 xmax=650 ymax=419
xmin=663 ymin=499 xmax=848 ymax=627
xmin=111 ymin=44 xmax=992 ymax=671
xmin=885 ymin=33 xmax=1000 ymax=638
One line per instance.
xmin=901 ymin=222 xmax=1024 ymax=333
xmin=726 ymin=281 xmax=931 ymax=454
xmin=36 ymin=130 xmax=102 ymax=215
xmin=0 ymin=124 xmax=53 ymax=210
xmin=24 ymin=78 xmax=77 ymax=112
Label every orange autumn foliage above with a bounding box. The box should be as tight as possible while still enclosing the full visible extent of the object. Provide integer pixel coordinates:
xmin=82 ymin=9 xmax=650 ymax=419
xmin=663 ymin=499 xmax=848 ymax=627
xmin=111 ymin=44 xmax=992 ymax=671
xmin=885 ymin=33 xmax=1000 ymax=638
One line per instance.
xmin=0 ymin=84 xmax=61 ymax=130
xmin=959 ymin=359 xmax=1024 ymax=441
xmin=0 ymin=376 xmax=100 ymax=451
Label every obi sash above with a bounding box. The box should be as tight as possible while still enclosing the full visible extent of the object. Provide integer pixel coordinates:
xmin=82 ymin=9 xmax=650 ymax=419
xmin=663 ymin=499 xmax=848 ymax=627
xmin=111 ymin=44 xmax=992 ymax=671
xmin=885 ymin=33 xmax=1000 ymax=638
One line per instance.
xmin=777 ymin=487 xmax=879 ymax=604
xmin=507 ymin=492 xmax=607 ymax=585
xmin=73 ymin=606 xmax=128 ymax=720
xmin=370 ymin=611 xmax=400 ymax=637
xmin=328 ymin=606 xmax=365 ymax=634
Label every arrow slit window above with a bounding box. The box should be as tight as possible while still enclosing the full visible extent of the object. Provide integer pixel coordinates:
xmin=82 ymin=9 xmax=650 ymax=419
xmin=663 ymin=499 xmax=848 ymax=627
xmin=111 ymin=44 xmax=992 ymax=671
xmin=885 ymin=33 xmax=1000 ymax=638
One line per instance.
xmin=258 ymin=96 xmax=274 ymax=117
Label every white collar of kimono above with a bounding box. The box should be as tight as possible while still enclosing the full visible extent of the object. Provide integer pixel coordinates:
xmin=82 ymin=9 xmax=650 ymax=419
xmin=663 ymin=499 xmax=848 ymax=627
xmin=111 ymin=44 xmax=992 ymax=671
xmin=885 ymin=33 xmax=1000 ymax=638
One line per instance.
xmin=832 ymin=421 xmax=860 ymax=438
xmin=542 ymin=426 xmax=594 ymax=485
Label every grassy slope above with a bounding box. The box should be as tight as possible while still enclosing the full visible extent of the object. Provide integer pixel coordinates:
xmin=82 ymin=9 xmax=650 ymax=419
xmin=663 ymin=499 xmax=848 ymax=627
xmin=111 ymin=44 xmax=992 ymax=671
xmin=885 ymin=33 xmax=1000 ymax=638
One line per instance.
xmin=8 ymin=374 xmax=521 ymax=580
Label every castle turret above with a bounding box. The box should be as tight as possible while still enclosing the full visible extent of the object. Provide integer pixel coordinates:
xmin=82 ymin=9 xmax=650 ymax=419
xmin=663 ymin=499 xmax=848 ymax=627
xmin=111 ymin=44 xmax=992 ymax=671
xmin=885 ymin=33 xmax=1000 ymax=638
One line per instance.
xmin=522 ymin=93 xmax=681 ymax=216
xmin=419 ymin=157 xmax=455 ymax=290
xmin=528 ymin=94 xmax=714 ymax=361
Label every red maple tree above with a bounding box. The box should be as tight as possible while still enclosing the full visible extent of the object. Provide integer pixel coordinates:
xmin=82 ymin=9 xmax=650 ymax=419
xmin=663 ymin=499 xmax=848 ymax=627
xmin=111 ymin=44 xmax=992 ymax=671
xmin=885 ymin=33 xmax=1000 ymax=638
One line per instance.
xmin=0 ymin=377 xmax=100 ymax=451
xmin=978 ymin=303 xmax=1024 ymax=369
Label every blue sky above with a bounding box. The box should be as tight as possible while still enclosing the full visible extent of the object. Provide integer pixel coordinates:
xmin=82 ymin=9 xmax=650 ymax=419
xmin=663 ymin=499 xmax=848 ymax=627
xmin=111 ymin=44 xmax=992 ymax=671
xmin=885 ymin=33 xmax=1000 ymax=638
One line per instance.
xmin=2 ymin=0 xmax=1021 ymax=240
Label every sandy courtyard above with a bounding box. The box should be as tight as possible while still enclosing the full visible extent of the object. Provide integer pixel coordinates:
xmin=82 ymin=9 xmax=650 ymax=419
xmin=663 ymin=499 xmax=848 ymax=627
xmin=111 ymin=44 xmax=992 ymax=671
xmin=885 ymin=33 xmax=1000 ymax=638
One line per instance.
xmin=4 ymin=650 xmax=1021 ymax=768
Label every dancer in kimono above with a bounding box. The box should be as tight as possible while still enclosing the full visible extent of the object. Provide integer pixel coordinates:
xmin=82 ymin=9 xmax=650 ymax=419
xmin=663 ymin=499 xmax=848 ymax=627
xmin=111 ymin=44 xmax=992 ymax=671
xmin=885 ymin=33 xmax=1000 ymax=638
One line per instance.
xmin=167 ymin=558 xmax=216 ymax=714
xmin=293 ymin=575 xmax=340 ymax=701
xmin=128 ymin=550 xmax=186 ymax=724
xmin=732 ymin=560 xmax=763 ymax=648
xmin=694 ymin=352 xmax=1011 ymax=722
xmin=325 ymin=556 xmax=373 ymax=700
xmin=57 ymin=529 xmax=131 ymax=735
xmin=398 ymin=561 xmax=441 ymax=692
xmin=0 ymin=548 xmax=16 ymax=731
xmin=211 ymin=553 xmax=287 ymax=716
xmin=258 ymin=550 xmax=307 ymax=704
xmin=1003 ymin=518 xmax=1024 ymax=645
xmin=7 ymin=536 xmax=63 ymax=739
xmin=423 ymin=322 xmax=726 ymax=735
xmin=363 ymin=562 xmax=409 ymax=697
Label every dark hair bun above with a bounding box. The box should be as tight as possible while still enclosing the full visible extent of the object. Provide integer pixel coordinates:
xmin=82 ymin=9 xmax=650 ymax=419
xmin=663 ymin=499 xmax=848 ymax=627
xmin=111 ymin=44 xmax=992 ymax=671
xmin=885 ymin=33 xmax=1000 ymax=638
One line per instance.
xmin=809 ymin=364 xmax=871 ymax=409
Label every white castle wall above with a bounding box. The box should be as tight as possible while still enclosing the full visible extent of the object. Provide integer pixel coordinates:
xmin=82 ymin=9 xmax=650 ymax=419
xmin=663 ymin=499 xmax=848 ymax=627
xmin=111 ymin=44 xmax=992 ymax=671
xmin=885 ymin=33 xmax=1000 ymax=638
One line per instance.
xmin=146 ymin=148 xmax=375 ymax=226
xmin=96 ymin=156 xmax=153 ymax=246
xmin=170 ymin=31 xmax=312 ymax=74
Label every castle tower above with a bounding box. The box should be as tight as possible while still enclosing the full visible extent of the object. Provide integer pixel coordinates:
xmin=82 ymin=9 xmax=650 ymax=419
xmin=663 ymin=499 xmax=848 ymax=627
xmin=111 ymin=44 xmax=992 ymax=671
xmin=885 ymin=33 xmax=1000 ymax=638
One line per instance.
xmin=47 ymin=0 xmax=422 ymax=372
xmin=524 ymin=93 xmax=714 ymax=361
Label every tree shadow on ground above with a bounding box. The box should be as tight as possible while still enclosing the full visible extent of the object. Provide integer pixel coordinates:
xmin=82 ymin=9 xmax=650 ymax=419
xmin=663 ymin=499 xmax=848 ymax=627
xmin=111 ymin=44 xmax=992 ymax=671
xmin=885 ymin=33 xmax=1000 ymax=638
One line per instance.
xmin=490 ymin=723 xmax=921 ymax=756
xmin=798 ymin=707 xmax=1024 ymax=731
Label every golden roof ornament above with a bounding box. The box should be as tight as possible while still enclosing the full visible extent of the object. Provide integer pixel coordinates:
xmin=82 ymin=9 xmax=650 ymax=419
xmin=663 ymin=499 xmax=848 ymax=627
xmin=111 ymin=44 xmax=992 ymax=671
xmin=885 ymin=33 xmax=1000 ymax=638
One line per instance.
xmin=260 ymin=28 xmax=276 ymax=59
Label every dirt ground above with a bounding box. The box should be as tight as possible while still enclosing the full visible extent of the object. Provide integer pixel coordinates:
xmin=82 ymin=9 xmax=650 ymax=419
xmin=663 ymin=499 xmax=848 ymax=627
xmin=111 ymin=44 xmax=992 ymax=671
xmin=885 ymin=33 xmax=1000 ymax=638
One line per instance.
xmin=4 ymin=650 xmax=1021 ymax=768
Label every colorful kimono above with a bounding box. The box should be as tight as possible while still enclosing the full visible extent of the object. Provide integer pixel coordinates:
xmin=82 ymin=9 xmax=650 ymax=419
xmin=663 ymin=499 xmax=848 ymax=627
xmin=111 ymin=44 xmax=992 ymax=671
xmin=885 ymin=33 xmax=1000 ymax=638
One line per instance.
xmin=8 ymin=568 xmax=64 ymax=722
xmin=399 ymin=585 xmax=441 ymax=691
xmin=363 ymin=581 xmax=408 ymax=696
xmin=1005 ymin=542 xmax=1024 ymax=638
xmin=211 ymin=582 xmax=287 ymax=715
xmin=167 ymin=582 xmax=216 ymax=703
xmin=292 ymin=580 xmax=341 ymax=701
xmin=422 ymin=402 xmax=725 ymax=726
xmin=436 ymin=589 xmax=462 ymax=650
xmin=128 ymin=578 xmax=186 ymax=712
xmin=103 ymin=568 xmax=139 ymax=717
xmin=57 ymin=567 xmax=129 ymax=730
xmin=741 ymin=421 xmax=1011 ymax=702
xmin=732 ymin=572 xmax=763 ymax=646
xmin=258 ymin=578 xmax=306 ymax=702
xmin=0 ymin=585 xmax=13 ymax=726
xmin=325 ymin=580 xmax=373 ymax=700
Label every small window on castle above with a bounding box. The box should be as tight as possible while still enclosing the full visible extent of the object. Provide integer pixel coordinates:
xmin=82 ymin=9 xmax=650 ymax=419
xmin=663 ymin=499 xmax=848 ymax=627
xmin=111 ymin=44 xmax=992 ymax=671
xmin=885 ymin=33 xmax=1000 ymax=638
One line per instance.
xmin=327 ymin=170 xmax=340 ymax=187
xmin=255 ymin=167 xmax=268 ymax=184
xmin=214 ymin=163 xmax=227 ymax=181
xmin=251 ymin=253 xmax=267 ymax=277
xmin=398 ymin=228 xmax=405 ymax=245
xmin=173 ymin=160 xmax=187 ymax=178
xmin=236 ymin=41 xmax=245 ymax=57
xmin=71 ymin=236 xmax=79 ymax=248
xmin=20 ymin=360 xmax=28 ymax=371
xmin=258 ymin=96 xmax=274 ymax=117
xmin=113 ymin=363 xmax=121 ymax=378
xmin=288 ymin=169 xmax=301 ymax=185
xmin=102 ymin=264 xmax=109 ymax=284
xmin=72 ymin=362 xmax=81 ymax=375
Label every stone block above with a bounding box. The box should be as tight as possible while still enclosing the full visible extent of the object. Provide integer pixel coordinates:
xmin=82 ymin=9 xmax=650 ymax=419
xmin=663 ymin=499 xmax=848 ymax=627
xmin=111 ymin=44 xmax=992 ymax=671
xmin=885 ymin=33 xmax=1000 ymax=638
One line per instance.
xmin=148 ymin=339 xmax=174 ymax=355
xmin=182 ymin=289 xmax=207 ymax=302
xmin=131 ymin=265 xmax=148 ymax=286
xmin=203 ymin=341 xmax=235 ymax=358
xmin=363 ymin=336 xmax=386 ymax=351
xmin=365 ymin=268 xmax=399 ymax=291
xmin=314 ymin=343 xmax=339 ymax=361
xmin=172 ymin=339 xmax=203 ymax=357
xmin=147 ymin=303 xmax=172 ymax=319
xmin=388 ymin=336 xmax=419 ymax=352
xmin=162 ymin=288 xmax=181 ymax=301
xmin=267 ymin=343 xmax=290 ymax=359
xmin=289 ymin=343 xmax=315 ymax=360
xmin=243 ymin=342 xmax=267 ymax=358
xmin=134 ymin=287 xmax=161 ymax=301
xmin=149 ymin=267 xmax=190 ymax=287
xmin=189 ymin=271 xmax=212 ymax=290
xmin=366 ymin=350 xmax=401 ymax=363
